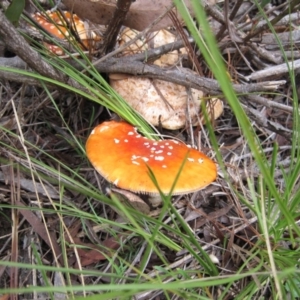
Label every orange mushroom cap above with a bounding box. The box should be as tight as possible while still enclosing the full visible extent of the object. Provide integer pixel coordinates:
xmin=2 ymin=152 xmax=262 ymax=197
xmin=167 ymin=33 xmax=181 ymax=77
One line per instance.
xmin=31 ymin=11 xmax=100 ymax=55
xmin=32 ymin=11 xmax=81 ymax=39
xmin=86 ymin=121 xmax=217 ymax=195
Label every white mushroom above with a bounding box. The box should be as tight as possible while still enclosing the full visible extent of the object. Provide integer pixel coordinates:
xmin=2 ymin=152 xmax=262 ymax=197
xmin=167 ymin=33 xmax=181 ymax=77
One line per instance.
xmin=118 ymin=27 xmax=186 ymax=66
xmin=110 ymin=73 xmax=203 ymax=130
xmin=110 ymin=28 xmax=223 ymax=129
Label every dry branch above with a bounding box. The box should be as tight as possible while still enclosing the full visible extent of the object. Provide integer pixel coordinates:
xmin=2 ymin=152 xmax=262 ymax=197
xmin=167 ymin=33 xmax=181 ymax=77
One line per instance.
xmin=0 ymin=9 xmax=63 ymax=82
xmin=0 ymin=54 xmax=286 ymax=96
xmin=246 ymin=59 xmax=300 ymax=81
xmin=99 ymin=0 xmax=133 ymax=55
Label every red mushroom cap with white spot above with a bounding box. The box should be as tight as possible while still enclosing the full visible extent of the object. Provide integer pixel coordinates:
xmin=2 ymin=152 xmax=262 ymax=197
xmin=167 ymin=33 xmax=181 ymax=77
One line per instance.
xmin=32 ymin=11 xmax=75 ymax=39
xmin=86 ymin=121 xmax=217 ymax=195
xmin=31 ymin=11 xmax=100 ymax=55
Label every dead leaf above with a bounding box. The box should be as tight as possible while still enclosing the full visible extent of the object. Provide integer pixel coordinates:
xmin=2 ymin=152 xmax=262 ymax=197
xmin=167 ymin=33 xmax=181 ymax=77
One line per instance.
xmin=64 ymin=221 xmax=121 ymax=266
xmin=75 ymin=236 xmax=121 ymax=266
xmin=62 ymin=0 xmax=194 ymax=31
xmin=111 ymin=188 xmax=151 ymax=215
xmin=16 ymin=200 xmax=63 ymax=265
xmin=0 ymin=170 xmax=64 ymax=200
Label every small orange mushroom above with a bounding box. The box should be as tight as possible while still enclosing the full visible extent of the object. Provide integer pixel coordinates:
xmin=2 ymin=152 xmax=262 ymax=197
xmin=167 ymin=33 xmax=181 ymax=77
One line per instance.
xmin=86 ymin=121 xmax=217 ymax=195
xmin=31 ymin=11 xmax=100 ymax=55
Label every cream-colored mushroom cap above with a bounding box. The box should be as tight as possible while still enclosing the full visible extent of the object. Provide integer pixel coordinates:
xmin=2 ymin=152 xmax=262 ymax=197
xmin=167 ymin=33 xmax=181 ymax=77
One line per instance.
xmin=110 ymin=74 xmax=203 ymax=130
xmin=119 ymin=27 xmax=186 ymax=66
xmin=110 ymin=27 xmax=223 ymax=130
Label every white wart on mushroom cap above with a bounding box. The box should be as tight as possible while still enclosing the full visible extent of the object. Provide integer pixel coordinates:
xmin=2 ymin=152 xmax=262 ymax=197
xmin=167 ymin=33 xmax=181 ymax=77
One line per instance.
xmin=86 ymin=121 xmax=217 ymax=195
